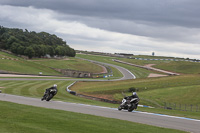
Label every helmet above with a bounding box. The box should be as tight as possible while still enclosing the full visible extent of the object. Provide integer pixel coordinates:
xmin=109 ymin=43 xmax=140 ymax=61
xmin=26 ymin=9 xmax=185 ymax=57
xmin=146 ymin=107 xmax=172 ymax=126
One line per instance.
xmin=132 ymin=92 xmax=136 ymax=96
xmin=53 ymin=84 xmax=57 ymax=87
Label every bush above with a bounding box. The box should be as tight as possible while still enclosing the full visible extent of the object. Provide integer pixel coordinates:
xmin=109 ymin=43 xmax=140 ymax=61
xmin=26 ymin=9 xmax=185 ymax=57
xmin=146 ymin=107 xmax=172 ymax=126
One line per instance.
xmin=128 ymin=87 xmax=139 ymax=92
xmin=128 ymin=87 xmax=135 ymax=92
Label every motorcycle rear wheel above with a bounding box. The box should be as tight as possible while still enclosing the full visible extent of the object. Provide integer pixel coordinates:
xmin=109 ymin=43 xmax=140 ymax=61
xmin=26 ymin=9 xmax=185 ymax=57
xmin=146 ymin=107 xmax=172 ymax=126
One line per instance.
xmin=128 ymin=104 xmax=136 ymax=112
xmin=46 ymin=94 xmax=53 ymax=101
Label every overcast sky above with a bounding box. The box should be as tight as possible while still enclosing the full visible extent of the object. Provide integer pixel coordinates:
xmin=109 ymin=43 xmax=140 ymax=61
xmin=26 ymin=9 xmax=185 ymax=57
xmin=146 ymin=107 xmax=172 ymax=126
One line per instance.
xmin=0 ymin=0 xmax=200 ymax=59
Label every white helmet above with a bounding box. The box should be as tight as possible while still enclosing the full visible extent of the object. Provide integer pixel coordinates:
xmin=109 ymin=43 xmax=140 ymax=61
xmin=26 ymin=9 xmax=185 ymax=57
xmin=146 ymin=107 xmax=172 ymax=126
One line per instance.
xmin=53 ymin=84 xmax=57 ymax=87
xmin=132 ymin=92 xmax=136 ymax=96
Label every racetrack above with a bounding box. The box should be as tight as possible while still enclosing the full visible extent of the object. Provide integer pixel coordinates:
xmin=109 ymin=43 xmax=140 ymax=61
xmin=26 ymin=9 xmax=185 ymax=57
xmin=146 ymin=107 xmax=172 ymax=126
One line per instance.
xmin=0 ymin=93 xmax=199 ymax=133
xmin=1 ymin=59 xmax=199 ymax=132
xmin=76 ymin=57 xmax=136 ymax=80
xmin=0 ymin=58 xmax=135 ymax=81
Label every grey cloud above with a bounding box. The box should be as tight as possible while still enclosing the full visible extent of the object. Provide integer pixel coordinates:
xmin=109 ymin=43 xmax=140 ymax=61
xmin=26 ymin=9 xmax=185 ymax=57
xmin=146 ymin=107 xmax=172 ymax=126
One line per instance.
xmin=2 ymin=0 xmax=200 ymax=28
xmin=1 ymin=0 xmax=200 ymax=59
xmin=2 ymin=0 xmax=200 ymax=44
xmin=53 ymin=14 xmax=200 ymax=44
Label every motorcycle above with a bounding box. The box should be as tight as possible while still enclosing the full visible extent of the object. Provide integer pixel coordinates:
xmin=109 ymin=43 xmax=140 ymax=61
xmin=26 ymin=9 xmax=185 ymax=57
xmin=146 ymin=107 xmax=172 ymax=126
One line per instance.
xmin=118 ymin=96 xmax=139 ymax=112
xmin=41 ymin=88 xmax=57 ymax=101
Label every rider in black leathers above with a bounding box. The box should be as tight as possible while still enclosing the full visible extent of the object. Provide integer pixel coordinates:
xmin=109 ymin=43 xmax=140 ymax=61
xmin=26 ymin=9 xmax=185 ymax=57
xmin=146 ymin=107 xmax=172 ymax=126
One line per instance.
xmin=41 ymin=84 xmax=58 ymax=101
xmin=124 ymin=92 xmax=139 ymax=109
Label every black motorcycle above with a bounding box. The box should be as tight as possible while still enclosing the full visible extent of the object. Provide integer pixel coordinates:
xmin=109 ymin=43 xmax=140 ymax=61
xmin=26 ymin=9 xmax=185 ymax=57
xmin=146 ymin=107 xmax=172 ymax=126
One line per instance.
xmin=41 ymin=88 xmax=57 ymax=101
xmin=118 ymin=96 xmax=139 ymax=112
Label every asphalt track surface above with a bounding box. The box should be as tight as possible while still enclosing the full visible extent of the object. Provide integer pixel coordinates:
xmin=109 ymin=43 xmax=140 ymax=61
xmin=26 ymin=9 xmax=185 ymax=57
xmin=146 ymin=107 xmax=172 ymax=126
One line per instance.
xmin=76 ymin=57 xmax=136 ymax=80
xmin=0 ymin=93 xmax=200 ymax=133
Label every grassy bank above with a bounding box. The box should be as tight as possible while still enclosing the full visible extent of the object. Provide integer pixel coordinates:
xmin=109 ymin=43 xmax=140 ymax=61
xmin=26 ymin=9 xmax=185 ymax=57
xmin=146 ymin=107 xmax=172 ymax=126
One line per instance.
xmin=0 ymin=101 xmax=186 ymax=133
xmin=71 ymin=75 xmax=200 ymax=106
xmin=32 ymin=57 xmax=104 ymax=73
xmin=119 ymin=58 xmax=200 ymax=74
xmin=155 ymin=61 xmax=200 ymax=74
xmin=0 ymin=51 xmax=61 ymax=76
xmin=0 ymin=51 xmax=107 ymax=76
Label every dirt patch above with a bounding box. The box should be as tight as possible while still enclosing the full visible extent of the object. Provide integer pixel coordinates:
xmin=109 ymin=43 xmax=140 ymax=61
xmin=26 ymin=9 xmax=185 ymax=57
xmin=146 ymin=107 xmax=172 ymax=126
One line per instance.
xmin=144 ymin=64 xmax=156 ymax=67
xmin=90 ymin=94 xmax=114 ymax=100
xmin=98 ymin=64 xmax=108 ymax=73
xmin=77 ymin=93 xmax=120 ymax=104
xmin=148 ymin=73 xmax=168 ymax=78
xmin=63 ymin=58 xmax=70 ymax=60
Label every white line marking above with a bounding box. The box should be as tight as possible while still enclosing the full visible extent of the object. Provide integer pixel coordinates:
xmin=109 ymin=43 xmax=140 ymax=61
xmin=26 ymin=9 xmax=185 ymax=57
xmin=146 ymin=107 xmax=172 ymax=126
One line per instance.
xmin=56 ymin=101 xmax=200 ymax=122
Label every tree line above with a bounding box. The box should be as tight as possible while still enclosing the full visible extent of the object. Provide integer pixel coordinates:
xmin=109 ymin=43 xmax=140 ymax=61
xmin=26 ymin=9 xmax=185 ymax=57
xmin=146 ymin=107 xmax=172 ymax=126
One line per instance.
xmin=0 ymin=26 xmax=76 ymax=58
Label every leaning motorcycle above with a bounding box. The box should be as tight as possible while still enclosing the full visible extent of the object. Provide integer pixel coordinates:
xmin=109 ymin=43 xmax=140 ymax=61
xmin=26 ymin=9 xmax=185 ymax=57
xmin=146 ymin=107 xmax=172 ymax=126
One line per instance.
xmin=41 ymin=88 xmax=57 ymax=101
xmin=118 ymin=97 xmax=139 ymax=112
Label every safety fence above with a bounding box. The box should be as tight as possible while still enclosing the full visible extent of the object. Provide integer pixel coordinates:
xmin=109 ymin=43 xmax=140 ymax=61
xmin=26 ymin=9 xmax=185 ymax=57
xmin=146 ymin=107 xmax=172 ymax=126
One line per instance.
xmin=134 ymin=58 xmax=200 ymax=63
xmin=164 ymin=102 xmax=200 ymax=112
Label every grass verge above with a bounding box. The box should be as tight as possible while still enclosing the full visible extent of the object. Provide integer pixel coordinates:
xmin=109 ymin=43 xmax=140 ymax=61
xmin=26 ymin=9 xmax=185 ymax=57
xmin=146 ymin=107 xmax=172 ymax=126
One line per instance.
xmin=0 ymin=101 xmax=186 ymax=133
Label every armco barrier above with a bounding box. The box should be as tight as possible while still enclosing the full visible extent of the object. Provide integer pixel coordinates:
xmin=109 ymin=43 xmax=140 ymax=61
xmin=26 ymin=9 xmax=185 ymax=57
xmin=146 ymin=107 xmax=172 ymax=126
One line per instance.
xmin=138 ymin=105 xmax=154 ymax=108
xmin=66 ymin=81 xmax=77 ymax=95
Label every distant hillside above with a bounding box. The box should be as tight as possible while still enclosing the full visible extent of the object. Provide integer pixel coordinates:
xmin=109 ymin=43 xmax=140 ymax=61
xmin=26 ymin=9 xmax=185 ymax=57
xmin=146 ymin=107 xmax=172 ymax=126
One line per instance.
xmin=0 ymin=26 xmax=75 ymax=58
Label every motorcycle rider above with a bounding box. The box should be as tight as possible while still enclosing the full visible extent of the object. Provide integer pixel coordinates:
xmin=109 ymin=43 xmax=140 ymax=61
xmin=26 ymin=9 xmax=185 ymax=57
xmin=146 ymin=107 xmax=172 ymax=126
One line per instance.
xmin=41 ymin=84 xmax=58 ymax=101
xmin=124 ymin=92 xmax=139 ymax=109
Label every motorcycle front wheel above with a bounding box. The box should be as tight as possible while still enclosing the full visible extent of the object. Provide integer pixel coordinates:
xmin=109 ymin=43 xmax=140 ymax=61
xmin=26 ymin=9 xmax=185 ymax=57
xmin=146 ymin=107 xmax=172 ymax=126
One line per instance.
xmin=118 ymin=106 xmax=122 ymax=111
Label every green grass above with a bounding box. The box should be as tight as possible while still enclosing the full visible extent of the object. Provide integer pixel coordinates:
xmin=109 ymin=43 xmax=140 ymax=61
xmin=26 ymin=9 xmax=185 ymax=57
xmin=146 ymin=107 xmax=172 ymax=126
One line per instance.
xmin=0 ymin=101 xmax=186 ymax=133
xmin=71 ymin=75 xmax=200 ymax=106
xmin=138 ymin=85 xmax=200 ymax=105
xmin=0 ymin=51 xmax=106 ymax=76
xmin=155 ymin=61 xmax=200 ymax=74
xmin=118 ymin=57 xmax=163 ymax=66
xmin=76 ymin=54 xmax=157 ymax=78
xmin=0 ymin=50 xmax=22 ymax=59
xmin=114 ymin=57 xmax=200 ymax=74
xmin=32 ymin=58 xmax=104 ymax=73
xmin=0 ymin=51 xmax=61 ymax=76
xmin=132 ymin=55 xmax=185 ymax=60
xmin=0 ymin=59 xmax=61 ymax=75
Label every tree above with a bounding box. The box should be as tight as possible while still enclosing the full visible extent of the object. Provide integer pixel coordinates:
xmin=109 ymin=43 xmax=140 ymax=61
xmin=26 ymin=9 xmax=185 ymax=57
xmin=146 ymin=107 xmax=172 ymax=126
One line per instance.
xmin=6 ymin=36 xmax=19 ymax=49
xmin=17 ymin=45 xmax=25 ymax=55
xmin=47 ymin=46 xmax=55 ymax=57
xmin=24 ymin=46 xmax=35 ymax=59
xmin=10 ymin=42 xmax=20 ymax=54
xmin=55 ymin=46 xmax=61 ymax=56
xmin=39 ymin=45 xmax=47 ymax=57
xmin=0 ymin=26 xmax=76 ymax=57
xmin=32 ymin=44 xmax=40 ymax=57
